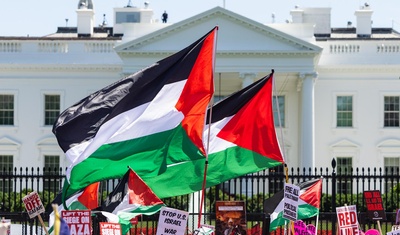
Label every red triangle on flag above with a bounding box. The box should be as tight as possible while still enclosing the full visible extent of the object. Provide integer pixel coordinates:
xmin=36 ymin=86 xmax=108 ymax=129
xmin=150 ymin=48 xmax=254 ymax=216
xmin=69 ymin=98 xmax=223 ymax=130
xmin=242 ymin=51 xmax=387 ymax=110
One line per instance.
xmin=77 ymin=182 xmax=99 ymax=209
xmin=299 ymin=179 xmax=322 ymax=209
xmin=127 ymin=169 xmax=164 ymax=206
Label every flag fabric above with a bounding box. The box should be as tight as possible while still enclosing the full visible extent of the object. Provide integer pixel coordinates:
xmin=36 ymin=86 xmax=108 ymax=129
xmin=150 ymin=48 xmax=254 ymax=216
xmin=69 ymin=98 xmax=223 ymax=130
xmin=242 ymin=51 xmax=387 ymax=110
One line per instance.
xmin=48 ymin=182 xmax=99 ymax=234
xmin=52 ymin=204 xmax=71 ymax=235
xmin=264 ymin=178 xmax=323 ymax=231
xmin=97 ymin=168 xmax=165 ymax=234
xmin=53 ymin=27 xmax=218 ymax=199
xmin=250 ymin=223 xmax=261 ymax=235
xmin=142 ymin=72 xmax=285 ymax=198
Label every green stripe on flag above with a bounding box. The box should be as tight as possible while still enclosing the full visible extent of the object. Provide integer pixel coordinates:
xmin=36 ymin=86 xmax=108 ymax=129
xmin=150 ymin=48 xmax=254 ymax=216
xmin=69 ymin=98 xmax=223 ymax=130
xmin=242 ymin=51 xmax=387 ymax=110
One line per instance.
xmin=143 ymin=145 xmax=283 ymax=198
xmin=66 ymin=125 xmax=204 ymax=196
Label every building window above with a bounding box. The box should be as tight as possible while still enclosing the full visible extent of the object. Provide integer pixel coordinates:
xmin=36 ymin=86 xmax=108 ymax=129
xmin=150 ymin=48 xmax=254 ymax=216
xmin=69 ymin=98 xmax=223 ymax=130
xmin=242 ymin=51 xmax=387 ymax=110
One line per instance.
xmin=384 ymin=157 xmax=399 ymax=192
xmin=44 ymin=95 xmax=60 ymax=126
xmin=0 ymin=95 xmax=14 ymax=125
xmin=268 ymin=165 xmax=284 ymax=194
xmin=44 ymin=155 xmax=60 ymax=191
xmin=384 ymin=96 xmax=400 ymax=127
xmin=0 ymin=155 xmax=13 ymax=192
xmin=273 ymin=96 xmax=285 ymax=127
xmin=337 ymin=96 xmax=353 ymax=127
xmin=337 ymin=157 xmax=352 ymax=193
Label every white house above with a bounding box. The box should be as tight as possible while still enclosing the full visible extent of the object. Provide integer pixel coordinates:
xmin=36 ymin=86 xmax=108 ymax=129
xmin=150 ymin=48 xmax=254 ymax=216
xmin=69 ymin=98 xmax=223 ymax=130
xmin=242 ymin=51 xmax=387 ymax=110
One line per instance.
xmin=1 ymin=1 xmax=400 ymax=193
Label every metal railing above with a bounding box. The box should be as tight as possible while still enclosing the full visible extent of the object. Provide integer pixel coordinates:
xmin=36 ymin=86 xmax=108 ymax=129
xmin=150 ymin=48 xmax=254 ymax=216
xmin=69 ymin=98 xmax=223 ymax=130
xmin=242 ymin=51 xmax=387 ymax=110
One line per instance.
xmin=0 ymin=158 xmax=399 ymax=235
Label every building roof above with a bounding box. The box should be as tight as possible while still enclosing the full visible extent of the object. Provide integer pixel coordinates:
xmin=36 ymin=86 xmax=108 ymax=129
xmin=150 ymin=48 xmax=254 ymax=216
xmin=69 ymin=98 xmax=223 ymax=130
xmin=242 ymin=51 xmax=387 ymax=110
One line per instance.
xmin=316 ymin=28 xmax=400 ymax=41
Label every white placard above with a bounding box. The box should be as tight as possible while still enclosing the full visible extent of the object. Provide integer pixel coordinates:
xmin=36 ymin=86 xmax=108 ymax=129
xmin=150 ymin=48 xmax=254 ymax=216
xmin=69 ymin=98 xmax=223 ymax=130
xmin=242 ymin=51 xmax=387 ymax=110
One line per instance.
xmin=283 ymin=183 xmax=300 ymax=221
xmin=336 ymin=205 xmax=359 ymax=235
xmin=22 ymin=191 xmax=45 ymax=219
xmin=156 ymin=207 xmax=188 ymax=235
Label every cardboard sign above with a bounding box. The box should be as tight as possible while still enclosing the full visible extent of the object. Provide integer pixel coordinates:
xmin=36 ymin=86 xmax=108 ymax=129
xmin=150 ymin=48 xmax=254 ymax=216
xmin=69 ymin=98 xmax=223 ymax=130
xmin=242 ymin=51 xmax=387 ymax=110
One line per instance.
xmin=62 ymin=210 xmax=92 ymax=235
xmin=363 ymin=190 xmax=386 ymax=220
xmin=215 ymin=201 xmax=247 ymax=235
xmin=156 ymin=207 xmax=188 ymax=235
xmin=283 ymin=183 xmax=300 ymax=221
xmin=99 ymin=222 xmax=122 ymax=235
xmin=336 ymin=205 xmax=359 ymax=235
xmin=22 ymin=191 xmax=45 ymax=219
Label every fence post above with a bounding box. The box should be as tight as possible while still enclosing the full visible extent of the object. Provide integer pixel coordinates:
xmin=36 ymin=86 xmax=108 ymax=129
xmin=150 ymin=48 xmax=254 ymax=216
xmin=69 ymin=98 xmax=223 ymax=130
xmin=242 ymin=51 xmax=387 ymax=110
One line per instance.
xmin=331 ymin=158 xmax=337 ymax=235
xmin=262 ymin=214 xmax=270 ymax=235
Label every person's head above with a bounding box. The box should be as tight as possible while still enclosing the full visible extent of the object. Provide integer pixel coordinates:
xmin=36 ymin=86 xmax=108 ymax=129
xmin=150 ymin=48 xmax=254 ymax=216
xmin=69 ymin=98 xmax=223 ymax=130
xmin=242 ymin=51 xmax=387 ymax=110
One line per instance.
xmin=228 ymin=218 xmax=234 ymax=226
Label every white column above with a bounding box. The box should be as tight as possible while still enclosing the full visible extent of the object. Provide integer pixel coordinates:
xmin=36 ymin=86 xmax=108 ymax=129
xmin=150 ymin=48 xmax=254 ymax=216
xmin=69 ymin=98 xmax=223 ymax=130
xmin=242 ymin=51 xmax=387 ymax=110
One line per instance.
xmin=239 ymin=72 xmax=257 ymax=88
xmin=299 ymin=72 xmax=318 ymax=170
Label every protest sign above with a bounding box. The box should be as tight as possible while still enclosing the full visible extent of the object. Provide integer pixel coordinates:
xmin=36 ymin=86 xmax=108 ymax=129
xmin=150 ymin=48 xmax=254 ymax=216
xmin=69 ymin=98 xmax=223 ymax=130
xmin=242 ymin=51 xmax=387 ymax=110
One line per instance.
xmin=364 ymin=229 xmax=379 ymax=235
xmin=62 ymin=210 xmax=92 ymax=235
xmin=387 ymin=229 xmax=400 ymax=235
xmin=0 ymin=219 xmax=10 ymax=235
xmin=363 ymin=190 xmax=386 ymax=220
xmin=294 ymin=220 xmax=307 ymax=235
xmin=283 ymin=183 xmax=300 ymax=221
xmin=99 ymin=222 xmax=122 ymax=235
xmin=336 ymin=205 xmax=359 ymax=235
xmin=307 ymin=224 xmax=316 ymax=235
xmin=22 ymin=191 xmax=45 ymax=219
xmin=215 ymin=201 xmax=247 ymax=235
xmin=156 ymin=207 xmax=188 ymax=235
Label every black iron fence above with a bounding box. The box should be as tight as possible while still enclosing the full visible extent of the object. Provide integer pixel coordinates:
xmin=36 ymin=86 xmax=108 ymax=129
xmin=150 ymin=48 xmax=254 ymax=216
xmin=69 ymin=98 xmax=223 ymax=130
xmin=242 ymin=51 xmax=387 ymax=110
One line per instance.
xmin=1 ymin=159 xmax=400 ymax=235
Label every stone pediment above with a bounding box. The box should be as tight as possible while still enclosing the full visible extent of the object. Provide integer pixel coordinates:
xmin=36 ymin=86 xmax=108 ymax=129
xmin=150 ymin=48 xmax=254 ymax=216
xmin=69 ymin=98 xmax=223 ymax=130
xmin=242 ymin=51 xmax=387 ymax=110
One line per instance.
xmin=0 ymin=137 xmax=21 ymax=150
xmin=377 ymin=139 xmax=400 ymax=152
xmin=115 ymin=6 xmax=321 ymax=56
xmin=330 ymin=139 xmax=360 ymax=150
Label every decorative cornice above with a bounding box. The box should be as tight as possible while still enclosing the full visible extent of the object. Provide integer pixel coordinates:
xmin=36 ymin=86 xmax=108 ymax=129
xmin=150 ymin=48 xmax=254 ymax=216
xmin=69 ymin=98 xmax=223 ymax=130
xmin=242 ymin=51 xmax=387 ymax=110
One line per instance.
xmin=118 ymin=50 xmax=319 ymax=56
xmin=318 ymin=66 xmax=400 ymax=73
xmin=0 ymin=64 xmax=122 ymax=72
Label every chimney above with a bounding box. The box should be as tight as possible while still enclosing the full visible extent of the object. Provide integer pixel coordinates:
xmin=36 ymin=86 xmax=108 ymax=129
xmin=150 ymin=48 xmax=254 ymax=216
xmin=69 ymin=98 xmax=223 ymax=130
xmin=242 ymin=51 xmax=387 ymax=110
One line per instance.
xmin=290 ymin=7 xmax=331 ymax=37
xmin=355 ymin=3 xmax=373 ymax=38
xmin=77 ymin=3 xmax=95 ymax=37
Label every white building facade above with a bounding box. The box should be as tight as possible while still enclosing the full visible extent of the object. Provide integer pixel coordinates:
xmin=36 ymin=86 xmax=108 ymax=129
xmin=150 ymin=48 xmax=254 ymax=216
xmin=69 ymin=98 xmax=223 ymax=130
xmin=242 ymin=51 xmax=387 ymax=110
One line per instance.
xmin=1 ymin=1 xmax=400 ymax=184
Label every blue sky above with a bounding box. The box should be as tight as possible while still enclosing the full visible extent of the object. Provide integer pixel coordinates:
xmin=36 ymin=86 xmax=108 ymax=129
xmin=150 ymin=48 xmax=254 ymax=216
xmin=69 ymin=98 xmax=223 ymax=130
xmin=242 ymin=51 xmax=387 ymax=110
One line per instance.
xmin=1 ymin=0 xmax=399 ymax=37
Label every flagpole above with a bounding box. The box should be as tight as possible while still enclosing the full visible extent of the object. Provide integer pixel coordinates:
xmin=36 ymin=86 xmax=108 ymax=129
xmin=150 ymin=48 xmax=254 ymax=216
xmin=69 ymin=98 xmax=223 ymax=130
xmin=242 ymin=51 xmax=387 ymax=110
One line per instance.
xmin=284 ymin=163 xmax=289 ymax=235
xmin=198 ymin=97 xmax=213 ymax=228
xmin=315 ymin=176 xmax=323 ymax=235
xmin=198 ymin=26 xmax=219 ymax=228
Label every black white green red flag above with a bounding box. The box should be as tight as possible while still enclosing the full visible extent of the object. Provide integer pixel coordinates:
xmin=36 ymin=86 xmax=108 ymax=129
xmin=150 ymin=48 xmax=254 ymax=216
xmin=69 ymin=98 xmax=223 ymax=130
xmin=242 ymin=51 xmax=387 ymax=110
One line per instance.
xmin=264 ymin=178 xmax=323 ymax=231
xmin=53 ymin=27 xmax=218 ymax=199
xmin=142 ymin=72 xmax=285 ymax=198
xmin=97 ymin=168 xmax=165 ymax=235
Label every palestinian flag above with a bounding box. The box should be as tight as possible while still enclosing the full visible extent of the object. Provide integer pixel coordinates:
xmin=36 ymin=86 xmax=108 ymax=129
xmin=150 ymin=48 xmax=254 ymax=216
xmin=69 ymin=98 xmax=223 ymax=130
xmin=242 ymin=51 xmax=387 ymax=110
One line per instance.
xmin=97 ymin=168 xmax=165 ymax=235
xmin=142 ymin=72 xmax=285 ymax=198
xmin=53 ymin=27 xmax=218 ymax=198
xmin=48 ymin=182 xmax=99 ymax=234
xmin=264 ymin=178 xmax=323 ymax=231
